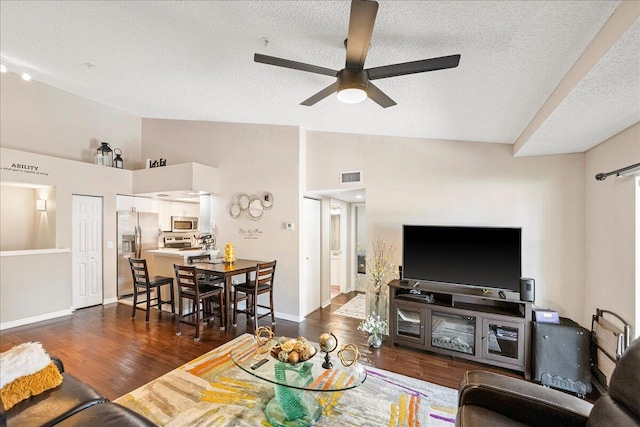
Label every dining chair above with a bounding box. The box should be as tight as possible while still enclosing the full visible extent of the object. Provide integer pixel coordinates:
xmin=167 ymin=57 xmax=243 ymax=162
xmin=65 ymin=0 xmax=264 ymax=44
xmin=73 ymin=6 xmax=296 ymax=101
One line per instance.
xmin=174 ymin=264 xmax=225 ymax=341
xmin=232 ymin=260 xmax=277 ymax=328
xmin=187 ymin=254 xmax=225 ymax=285
xmin=129 ymin=258 xmax=175 ymax=323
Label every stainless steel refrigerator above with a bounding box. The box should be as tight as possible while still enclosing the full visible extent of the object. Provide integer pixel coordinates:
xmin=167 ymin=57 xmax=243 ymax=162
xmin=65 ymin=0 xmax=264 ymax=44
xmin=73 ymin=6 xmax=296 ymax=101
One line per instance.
xmin=117 ymin=211 xmax=160 ymax=297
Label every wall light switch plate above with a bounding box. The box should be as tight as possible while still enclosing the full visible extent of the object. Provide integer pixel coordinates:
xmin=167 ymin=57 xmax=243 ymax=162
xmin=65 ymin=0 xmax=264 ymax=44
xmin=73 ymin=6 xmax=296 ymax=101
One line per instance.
xmin=285 ymin=223 xmax=294 ymax=231
xmin=107 ymin=241 xmax=114 ymax=249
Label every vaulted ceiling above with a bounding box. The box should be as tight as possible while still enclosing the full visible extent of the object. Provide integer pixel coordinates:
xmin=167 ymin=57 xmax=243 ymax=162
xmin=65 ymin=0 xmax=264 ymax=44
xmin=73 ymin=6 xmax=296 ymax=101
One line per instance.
xmin=1 ymin=1 xmax=638 ymax=157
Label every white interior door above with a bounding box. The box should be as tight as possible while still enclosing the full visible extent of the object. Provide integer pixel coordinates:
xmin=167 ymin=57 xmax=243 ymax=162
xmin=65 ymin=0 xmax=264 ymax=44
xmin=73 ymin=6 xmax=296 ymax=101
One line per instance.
xmin=302 ymin=197 xmax=321 ymax=317
xmin=72 ymin=195 xmax=103 ymax=309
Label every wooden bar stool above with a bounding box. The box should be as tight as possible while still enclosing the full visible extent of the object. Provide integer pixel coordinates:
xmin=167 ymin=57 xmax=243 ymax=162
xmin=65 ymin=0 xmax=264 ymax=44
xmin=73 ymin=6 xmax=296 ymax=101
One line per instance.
xmin=174 ymin=264 xmax=225 ymax=342
xmin=187 ymin=254 xmax=225 ymax=286
xmin=232 ymin=260 xmax=277 ymax=328
xmin=129 ymin=258 xmax=175 ymax=323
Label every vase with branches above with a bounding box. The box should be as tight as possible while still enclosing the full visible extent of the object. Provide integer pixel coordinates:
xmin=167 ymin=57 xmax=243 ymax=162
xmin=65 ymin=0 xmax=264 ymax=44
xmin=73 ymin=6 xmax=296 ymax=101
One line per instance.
xmin=365 ymin=236 xmax=396 ymax=331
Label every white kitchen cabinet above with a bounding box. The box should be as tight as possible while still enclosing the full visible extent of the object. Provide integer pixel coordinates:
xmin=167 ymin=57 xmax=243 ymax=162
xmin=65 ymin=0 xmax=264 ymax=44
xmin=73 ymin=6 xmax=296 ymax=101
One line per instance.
xmin=133 ymin=197 xmax=153 ymax=213
xmin=116 ymin=195 xmax=153 ymax=212
xmin=185 ymin=203 xmax=199 ymax=217
xmin=171 ymin=202 xmax=199 ymax=217
xmin=116 ymin=195 xmax=132 ymax=212
xmin=116 ymin=194 xmax=155 ymax=212
xmin=155 ymin=200 xmax=173 ymax=232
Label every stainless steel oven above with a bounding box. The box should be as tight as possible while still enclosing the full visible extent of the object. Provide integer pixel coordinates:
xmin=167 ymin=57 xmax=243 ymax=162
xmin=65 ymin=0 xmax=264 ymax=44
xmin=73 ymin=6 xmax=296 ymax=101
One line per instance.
xmin=171 ymin=216 xmax=198 ymax=232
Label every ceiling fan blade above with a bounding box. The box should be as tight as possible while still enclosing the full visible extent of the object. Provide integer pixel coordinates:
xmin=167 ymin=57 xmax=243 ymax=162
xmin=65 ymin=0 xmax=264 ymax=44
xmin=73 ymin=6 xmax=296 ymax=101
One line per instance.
xmin=254 ymin=53 xmax=338 ymax=77
xmin=345 ymin=0 xmax=379 ymax=69
xmin=301 ymin=82 xmax=339 ymax=106
xmin=367 ymin=82 xmax=396 ymax=108
xmin=367 ymin=54 xmax=461 ymax=80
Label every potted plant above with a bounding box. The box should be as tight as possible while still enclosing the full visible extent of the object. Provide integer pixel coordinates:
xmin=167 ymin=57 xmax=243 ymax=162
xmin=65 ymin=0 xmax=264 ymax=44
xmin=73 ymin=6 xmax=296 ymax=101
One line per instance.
xmin=357 ymin=314 xmax=388 ymax=348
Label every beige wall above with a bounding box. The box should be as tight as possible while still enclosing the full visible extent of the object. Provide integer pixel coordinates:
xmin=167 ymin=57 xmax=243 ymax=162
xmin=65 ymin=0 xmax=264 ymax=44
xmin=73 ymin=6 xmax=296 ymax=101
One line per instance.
xmin=141 ymin=119 xmax=216 ymax=167
xmin=584 ymin=122 xmax=640 ymax=336
xmin=142 ymin=119 xmax=303 ymax=319
xmin=1 ymin=252 xmax=72 ymax=324
xmin=0 ymin=184 xmax=55 ymax=251
xmin=307 ymin=132 xmax=587 ymax=322
xmin=1 ymin=148 xmax=133 ymax=325
xmin=1 ymin=185 xmax=35 ymax=250
xmin=0 ymin=72 xmax=142 ymax=169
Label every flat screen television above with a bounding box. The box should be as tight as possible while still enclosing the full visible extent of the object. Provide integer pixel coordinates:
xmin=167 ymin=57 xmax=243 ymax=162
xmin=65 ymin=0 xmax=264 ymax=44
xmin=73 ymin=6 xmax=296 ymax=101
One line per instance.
xmin=402 ymin=225 xmax=521 ymax=291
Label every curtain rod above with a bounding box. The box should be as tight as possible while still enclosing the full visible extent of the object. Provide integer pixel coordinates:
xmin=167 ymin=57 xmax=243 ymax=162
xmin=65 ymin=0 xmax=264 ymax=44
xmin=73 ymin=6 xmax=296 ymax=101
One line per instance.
xmin=595 ymin=162 xmax=640 ymax=181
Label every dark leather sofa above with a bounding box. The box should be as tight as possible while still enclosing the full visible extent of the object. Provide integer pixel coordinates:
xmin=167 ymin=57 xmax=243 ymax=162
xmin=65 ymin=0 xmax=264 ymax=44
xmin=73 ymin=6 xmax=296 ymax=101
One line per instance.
xmin=457 ymin=336 xmax=640 ymax=427
xmin=0 ymin=357 xmax=155 ymax=427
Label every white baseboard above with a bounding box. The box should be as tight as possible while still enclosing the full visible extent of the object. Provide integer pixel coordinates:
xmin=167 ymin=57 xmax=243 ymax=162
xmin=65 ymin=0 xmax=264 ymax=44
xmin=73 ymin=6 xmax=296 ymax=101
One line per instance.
xmin=234 ymin=304 xmax=303 ymax=323
xmin=103 ymin=297 xmax=118 ymax=305
xmin=0 ymin=309 xmax=73 ymax=331
xmin=321 ymin=299 xmax=332 ymax=309
xmin=274 ymin=311 xmax=303 ymax=323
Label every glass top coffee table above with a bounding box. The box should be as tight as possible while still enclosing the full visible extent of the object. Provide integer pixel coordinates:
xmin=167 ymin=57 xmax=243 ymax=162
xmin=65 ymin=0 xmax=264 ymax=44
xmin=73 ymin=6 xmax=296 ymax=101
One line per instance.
xmin=231 ymin=339 xmax=367 ymax=427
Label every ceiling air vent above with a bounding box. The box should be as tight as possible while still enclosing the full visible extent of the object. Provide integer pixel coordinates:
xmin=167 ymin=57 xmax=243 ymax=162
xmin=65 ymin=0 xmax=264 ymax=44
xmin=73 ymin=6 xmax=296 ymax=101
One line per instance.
xmin=340 ymin=170 xmax=362 ymax=184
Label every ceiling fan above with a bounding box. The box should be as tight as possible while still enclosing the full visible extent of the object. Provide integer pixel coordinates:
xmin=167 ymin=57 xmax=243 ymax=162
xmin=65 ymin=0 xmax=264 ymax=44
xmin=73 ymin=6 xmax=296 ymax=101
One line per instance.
xmin=254 ymin=0 xmax=461 ymax=108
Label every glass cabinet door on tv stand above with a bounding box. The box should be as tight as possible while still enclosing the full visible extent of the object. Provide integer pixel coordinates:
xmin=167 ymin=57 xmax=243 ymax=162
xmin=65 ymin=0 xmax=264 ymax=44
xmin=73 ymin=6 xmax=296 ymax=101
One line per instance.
xmin=391 ymin=302 xmax=427 ymax=346
xmin=481 ymin=317 xmax=526 ymax=367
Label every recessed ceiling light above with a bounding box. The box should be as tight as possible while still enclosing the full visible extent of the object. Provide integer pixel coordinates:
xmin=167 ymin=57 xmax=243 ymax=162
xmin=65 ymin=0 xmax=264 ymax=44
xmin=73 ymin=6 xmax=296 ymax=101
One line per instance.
xmin=355 ymin=194 xmax=363 ymax=199
xmin=21 ymin=73 xmax=31 ymax=81
xmin=0 ymin=65 xmax=7 ymax=73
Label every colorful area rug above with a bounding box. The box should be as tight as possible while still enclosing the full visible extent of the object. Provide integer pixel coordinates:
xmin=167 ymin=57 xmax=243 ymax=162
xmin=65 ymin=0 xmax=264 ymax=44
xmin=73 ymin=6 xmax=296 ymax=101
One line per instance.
xmin=114 ymin=334 xmax=457 ymax=426
xmin=334 ymin=294 xmax=366 ymax=320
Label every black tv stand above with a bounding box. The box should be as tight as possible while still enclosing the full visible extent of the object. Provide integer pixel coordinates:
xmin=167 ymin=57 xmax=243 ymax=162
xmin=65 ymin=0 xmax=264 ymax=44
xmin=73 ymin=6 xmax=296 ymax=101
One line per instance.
xmin=389 ymin=280 xmax=532 ymax=379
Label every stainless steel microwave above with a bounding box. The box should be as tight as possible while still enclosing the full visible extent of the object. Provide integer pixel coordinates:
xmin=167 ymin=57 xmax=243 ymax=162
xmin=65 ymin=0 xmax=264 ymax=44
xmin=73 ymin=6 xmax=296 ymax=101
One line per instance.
xmin=171 ymin=216 xmax=198 ymax=232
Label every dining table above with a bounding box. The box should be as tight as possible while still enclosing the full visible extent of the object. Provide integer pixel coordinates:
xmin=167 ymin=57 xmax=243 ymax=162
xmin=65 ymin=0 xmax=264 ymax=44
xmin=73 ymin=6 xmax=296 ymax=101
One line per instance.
xmin=192 ymin=259 xmax=264 ymax=330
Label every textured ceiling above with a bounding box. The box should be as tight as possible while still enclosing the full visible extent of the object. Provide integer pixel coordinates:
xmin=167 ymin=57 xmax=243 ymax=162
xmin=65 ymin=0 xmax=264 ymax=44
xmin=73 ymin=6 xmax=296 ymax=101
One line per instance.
xmin=1 ymin=1 xmax=637 ymax=156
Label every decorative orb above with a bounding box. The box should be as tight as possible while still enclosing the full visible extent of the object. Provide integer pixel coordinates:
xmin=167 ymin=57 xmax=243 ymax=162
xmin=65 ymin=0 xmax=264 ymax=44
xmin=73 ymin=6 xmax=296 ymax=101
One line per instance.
xmin=338 ymin=343 xmax=361 ymax=367
xmin=319 ymin=333 xmax=337 ymax=353
xmin=254 ymin=326 xmax=274 ymax=346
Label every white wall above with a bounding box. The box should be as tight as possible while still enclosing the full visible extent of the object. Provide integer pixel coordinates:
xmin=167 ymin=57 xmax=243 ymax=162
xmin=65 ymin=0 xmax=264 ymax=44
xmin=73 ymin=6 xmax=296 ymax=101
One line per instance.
xmin=0 ymin=72 xmax=142 ymax=169
xmin=142 ymin=119 xmax=303 ymax=320
xmin=307 ymin=131 xmax=587 ymax=323
xmin=584 ymin=122 xmax=639 ymax=335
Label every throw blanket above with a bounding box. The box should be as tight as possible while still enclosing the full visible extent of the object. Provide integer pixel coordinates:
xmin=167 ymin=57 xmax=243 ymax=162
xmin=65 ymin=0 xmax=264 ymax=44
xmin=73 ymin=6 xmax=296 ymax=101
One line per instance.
xmin=115 ymin=334 xmax=458 ymax=426
xmin=0 ymin=342 xmax=51 ymax=388
xmin=0 ymin=342 xmax=63 ymax=410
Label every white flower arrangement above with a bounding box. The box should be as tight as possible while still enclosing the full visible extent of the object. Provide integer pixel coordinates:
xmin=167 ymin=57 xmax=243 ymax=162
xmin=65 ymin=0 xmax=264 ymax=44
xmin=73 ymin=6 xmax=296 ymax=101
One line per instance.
xmin=357 ymin=314 xmax=388 ymax=335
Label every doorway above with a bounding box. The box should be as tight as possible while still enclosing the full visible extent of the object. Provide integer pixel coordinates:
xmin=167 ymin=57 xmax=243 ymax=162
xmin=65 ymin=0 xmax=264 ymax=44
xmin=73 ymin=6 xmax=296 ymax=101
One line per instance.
xmin=351 ymin=203 xmax=367 ymax=292
xmin=72 ymin=195 xmax=103 ymax=309
xmin=302 ymin=197 xmax=321 ymax=317
xmin=330 ymin=199 xmax=349 ymax=298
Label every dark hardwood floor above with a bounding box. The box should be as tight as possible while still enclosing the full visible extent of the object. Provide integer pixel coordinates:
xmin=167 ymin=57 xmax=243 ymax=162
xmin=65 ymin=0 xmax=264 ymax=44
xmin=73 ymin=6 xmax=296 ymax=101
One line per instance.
xmin=0 ymin=292 xmax=523 ymax=400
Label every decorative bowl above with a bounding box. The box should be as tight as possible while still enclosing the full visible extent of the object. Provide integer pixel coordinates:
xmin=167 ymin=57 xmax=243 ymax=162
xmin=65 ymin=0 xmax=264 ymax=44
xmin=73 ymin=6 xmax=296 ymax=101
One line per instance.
xmin=270 ymin=338 xmax=317 ymax=364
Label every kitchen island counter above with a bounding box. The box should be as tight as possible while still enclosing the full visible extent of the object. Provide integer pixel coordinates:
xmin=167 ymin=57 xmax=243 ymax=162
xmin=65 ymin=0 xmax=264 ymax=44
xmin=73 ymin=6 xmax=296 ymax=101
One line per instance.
xmin=146 ymin=248 xmax=221 ymax=274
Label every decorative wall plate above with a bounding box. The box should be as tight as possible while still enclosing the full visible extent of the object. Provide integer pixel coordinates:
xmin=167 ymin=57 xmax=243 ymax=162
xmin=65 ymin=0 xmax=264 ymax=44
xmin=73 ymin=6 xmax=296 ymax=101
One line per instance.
xmin=248 ymin=196 xmax=264 ymax=220
xmin=230 ymin=203 xmax=242 ymax=219
xmin=262 ymin=192 xmax=274 ymax=210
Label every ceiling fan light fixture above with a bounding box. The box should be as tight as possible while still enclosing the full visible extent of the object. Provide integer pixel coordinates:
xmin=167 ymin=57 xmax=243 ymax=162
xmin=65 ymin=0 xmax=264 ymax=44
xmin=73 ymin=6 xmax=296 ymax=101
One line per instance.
xmin=337 ymin=87 xmax=367 ymax=104
xmin=336 ymin=68 xmax=368 ymax=104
